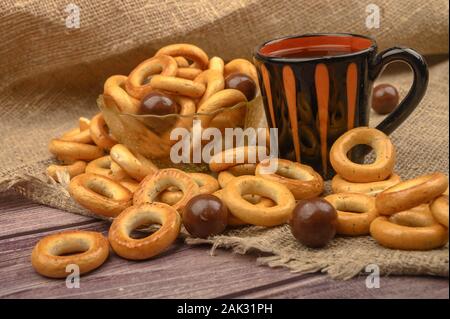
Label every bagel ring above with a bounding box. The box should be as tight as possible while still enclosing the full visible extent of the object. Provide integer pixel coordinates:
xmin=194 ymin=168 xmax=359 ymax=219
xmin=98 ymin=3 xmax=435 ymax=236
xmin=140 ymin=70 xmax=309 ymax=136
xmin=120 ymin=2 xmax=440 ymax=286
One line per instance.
xmin=176 ymin=68 xmax=202 ymax=80
xmin=108 ymin=203 xmax=181 ymax=260
xmin=196 ymin=89 xmax=247 ymax=127
xmin=155 ymin=43 xmax=209 ymax=70
xmin=159 ymin=173 xmax=219 ymax=205
xmin=49 ymin=139 xmax=104 ymax=161
xmin=330 ymin=127 xmax=396 ymax=182
xmin=60 ymin=127 xmax=93 ymax=144
xmin=119 ymin=178 xmax=141 ymax=193
xmin=217 ymin=164 xmax=256 ymax=188
xmin=133 ymin=168 xmax=199 ymax=212
xmin=370 ymin=214 xmax=448 ymax=250
xmin=103 ymin=75 xmax=141 ymax=114
xmin=125 ymin=55 xmax=178 ymax=100
xmin=331 ymin=173 xmax=401 ymax=196
xmin=212 ymin=189 xmax=274 ymax=226
xmin=194 ymin=70 xmax=225 ymax=106
xmin=174 ymin=56 xmax=189 ymax=67
xmin=85 ymin=156 xmax=128 ymax=181
xmin=208 ymin=56 xmax=225 ymax=74
xmin=222 ymin=175 xmax=295 ymax=226
xmin=224 ymin=58 xmax=259 ymax=85
xmin=376 ymin=172 xmax=448 ymax=215
xmin=149 ymin=75 xmax=205 ymax=98
xmin=324 ymin=193 xmax=378 ymax=236
xmin=256 ymin=159 xmax=323 ymax=200
xmin=69 ymin=173 xmax=132 ymax=218
xmin=79 ymin=117 xmax=91 ymax=131
xmin=209 ymin=145 xmax=268 ymax=172
xmin=430 ymin=195 xmax=449 ymax=227
xmin=31 ymin=230 xmax=109 ymax=278
xmin=110 ymin=144 xmax=158 ymax=181
xmin=90 ymin=113 xmax=118 ymax=150
xmin=47 ymin=160 xmax=86 ymax=181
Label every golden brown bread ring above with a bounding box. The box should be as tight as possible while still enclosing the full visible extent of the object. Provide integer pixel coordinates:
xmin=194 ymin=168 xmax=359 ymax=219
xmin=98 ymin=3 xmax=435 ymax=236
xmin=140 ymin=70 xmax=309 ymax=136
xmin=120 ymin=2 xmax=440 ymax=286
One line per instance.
xmin=108 ymin=203 xmax=181 ymax=260
xmin=324 ymin=193 xmax=378 ymax=236
xmin=103 ymin=75 xmax=141 ymax=114
xmin=217 ymin=164 xmax=257 ymax=189
xmin=196 ymin=89 xmax=247 ymax=127
xmin=155 ymin=43 xmax=209 ymax=70
xmin=176 ymin=67 xmax=202 ymax=80
xmin=222 ymin=175 xmax=295 ymax=226
xmin=78 ymin=117 xmax=91 ymax=131
xmin=224 ymin=58 xmax=259 ymax=85
xmin=133 ymin=168 xmax=199 ymax=212
xmin=69 ymin=173 xmax=132 ymax=218
xmin=149 ymin=75 xmax=205 ymax=98
xmin=174 ymin=56 xmax=189 ymax=67
xmin=194 ymin=70 xmax=225 ymax=107
xmin=256 ymin=159 xmax=323 ymax=200
xmin=376 ymin=172 xmax=448 ymax=216
xmin=47 ymin=161 xmax=86 ymax=181
xmin=159 ymin=173 xmax=220 ymax=205
xmin=31 ymin=230 xmax=109 ymax=278
xmin=49 ymin=139 xmax=104 ymax=161
xmin=90 ymin=113 xmax=118 ymax=150
xmin=119 ymin=178 xmax=141 ymax=193
xmin=85 ymin=156 xmax=128 ymax=181
xmin=430 ymin=195 xmax=449 ymax=227
xmin=125 ymin=55 xmax=178 ymax=100
xmin=331 ymin=173 xmax=401 ymax=196
xmin=209 ymin=146 xmax=267 ymax=173
xmin=370 ymin=215 xmax=448 ymax=250
xmin=330 ymin=127 xmax=396 ymax=183
xmin=110 ymin=144 xmax=158 ymax=181
xmin=208 ymin=56 xmax=225 ymax=74
xmin=60 ymin=127 xmax=93 ymax=144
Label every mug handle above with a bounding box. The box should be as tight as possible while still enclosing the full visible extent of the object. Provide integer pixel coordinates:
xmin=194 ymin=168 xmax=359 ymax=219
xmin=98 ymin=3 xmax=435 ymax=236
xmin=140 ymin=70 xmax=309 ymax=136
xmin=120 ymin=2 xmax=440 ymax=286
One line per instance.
xmin=370 ymin=47 xmax=429 ymax=135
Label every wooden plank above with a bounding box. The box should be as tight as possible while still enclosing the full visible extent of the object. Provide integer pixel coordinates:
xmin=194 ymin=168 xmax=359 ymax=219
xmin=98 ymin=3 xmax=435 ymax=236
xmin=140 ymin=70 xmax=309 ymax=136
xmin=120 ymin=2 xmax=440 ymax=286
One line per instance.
xmin=0 ymin=222 xmax=300 ymax=299
xmin=0 ymin=191 xmax=95 ymax=239
xmin=229 ymin=273 xmax=449 ymax=299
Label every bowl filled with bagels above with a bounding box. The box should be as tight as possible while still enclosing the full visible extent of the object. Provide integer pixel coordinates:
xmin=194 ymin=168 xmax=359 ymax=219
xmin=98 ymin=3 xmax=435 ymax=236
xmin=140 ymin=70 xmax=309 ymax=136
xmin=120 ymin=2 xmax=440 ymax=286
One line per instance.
xmin=98 ymin=43 xmax=259 ymax=164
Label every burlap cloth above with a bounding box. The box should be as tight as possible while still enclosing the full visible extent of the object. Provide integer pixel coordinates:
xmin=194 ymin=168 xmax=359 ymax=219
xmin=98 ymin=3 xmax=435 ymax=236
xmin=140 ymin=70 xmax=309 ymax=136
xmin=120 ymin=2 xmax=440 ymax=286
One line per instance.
xmin=0 ymin=0 xmax=448 ymax=279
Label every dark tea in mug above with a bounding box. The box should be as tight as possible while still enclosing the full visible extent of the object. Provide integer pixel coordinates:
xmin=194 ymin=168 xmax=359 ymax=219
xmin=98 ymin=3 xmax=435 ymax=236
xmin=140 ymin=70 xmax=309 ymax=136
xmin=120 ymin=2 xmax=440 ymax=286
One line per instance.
xmin=253 ymin=33 xmax=428 ymax=179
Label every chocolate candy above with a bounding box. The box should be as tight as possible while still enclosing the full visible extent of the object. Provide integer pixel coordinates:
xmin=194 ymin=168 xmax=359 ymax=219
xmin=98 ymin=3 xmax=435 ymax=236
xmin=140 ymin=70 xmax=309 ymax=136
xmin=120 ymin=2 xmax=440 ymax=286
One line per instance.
xmin=139 ymin=91 xmax=179 ymax=115
xmin=225 ymin=73 xmax=256 ymax=101
xmin=182 ymin=194 xmax=228 ymax=238
xmin=290 ymin=198 xmax=337 ymax=248
xmin=372 ymin=84 xmax=399 ymax=115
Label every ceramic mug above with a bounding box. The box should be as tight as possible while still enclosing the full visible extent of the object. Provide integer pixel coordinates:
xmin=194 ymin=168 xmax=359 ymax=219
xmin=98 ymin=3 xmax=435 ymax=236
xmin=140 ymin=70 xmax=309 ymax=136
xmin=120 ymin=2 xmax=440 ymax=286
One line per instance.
xmin=253 ymin=33 xmax=428 ymax=179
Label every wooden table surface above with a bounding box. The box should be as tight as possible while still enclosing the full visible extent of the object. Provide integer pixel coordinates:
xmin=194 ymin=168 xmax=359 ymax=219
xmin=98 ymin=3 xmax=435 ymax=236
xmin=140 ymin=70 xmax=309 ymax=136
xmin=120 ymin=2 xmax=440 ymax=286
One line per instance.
xmin=0 ymin=191 xmax=448 ymax=299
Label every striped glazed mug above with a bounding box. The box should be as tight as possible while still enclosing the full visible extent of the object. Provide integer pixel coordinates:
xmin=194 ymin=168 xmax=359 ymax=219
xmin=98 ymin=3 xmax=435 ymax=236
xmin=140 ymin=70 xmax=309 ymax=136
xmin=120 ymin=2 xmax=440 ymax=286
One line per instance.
xmin=253 ymin=33 xmax=428 ymax=179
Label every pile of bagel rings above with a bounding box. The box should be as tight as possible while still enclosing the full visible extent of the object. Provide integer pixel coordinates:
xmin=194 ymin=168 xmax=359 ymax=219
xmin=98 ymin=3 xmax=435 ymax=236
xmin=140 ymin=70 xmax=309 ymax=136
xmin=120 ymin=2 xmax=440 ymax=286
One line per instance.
xmin=34 ymin=44 xmax=448 ymax=278
xmin=328 ymin=127 xmax=448 ymax=250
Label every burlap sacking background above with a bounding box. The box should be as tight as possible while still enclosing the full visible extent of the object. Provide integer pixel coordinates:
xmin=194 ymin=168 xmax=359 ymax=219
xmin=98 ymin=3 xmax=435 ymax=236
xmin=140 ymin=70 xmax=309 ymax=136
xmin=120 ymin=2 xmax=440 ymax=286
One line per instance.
xmin=0 ymin=0 xmax=448 ymax=279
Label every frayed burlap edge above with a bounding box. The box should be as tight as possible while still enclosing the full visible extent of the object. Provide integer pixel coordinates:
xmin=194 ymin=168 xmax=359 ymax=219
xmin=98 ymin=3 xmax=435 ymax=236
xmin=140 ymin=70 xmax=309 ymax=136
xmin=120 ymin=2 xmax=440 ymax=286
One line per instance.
xmin=186 ymin=225 xmax=449 ymax=280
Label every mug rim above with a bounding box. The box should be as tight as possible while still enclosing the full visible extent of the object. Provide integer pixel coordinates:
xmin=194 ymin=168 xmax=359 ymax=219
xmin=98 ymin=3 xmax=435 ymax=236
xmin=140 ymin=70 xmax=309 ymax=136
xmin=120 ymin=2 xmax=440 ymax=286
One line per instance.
xmin=253 ymin=33 xmax=377 ymax=63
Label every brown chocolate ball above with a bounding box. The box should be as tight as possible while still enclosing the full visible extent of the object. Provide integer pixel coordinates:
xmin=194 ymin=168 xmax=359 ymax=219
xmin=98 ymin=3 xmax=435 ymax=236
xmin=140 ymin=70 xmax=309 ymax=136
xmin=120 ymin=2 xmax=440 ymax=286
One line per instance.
xmin=182 ymin=194 xmax=228 ymax=238
xmin=290 ymin=198 xmax=337 ymax=248
xmin=225 ymin=72 xmax=257 ymax=101
xmin=372 ymin=84 xmax=399 ymax=115
xmin=139 ymin=91 xmax=179 ymax=115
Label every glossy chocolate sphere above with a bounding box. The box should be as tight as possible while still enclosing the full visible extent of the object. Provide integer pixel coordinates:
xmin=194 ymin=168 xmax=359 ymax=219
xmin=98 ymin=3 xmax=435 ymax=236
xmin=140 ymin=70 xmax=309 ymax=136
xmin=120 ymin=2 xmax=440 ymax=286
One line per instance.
xmin=183 ymin=194 xmax=228 ymax=238
xmin=225 ymin=73 xmax=257 ymax=101
xmin=290 ymin=198 xmax=337 ymax=248
xmin=372 ymin=84 xmax=399 ymax=115
xmin=139 ymin=91 xmax=179 ymax=115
